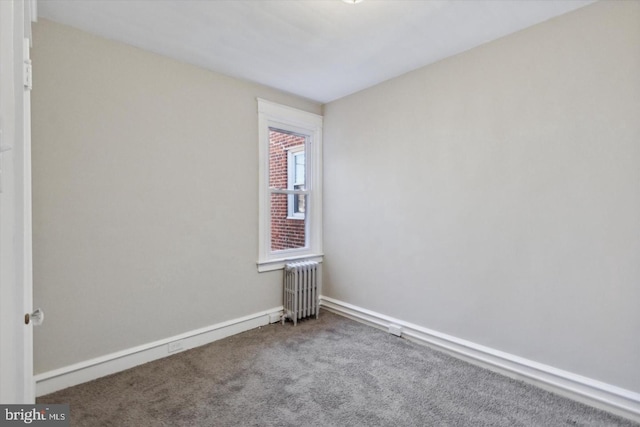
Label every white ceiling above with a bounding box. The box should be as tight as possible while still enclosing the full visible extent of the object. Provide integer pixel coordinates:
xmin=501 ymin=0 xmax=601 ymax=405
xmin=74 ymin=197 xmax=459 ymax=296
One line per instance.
xmin=37 ymin=0 xmax=595 ymax=104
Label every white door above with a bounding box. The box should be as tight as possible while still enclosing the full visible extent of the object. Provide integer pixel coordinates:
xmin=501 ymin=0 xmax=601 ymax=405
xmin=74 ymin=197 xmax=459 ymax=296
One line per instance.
xmin=0 ymin=0 xmax=35 ymax=404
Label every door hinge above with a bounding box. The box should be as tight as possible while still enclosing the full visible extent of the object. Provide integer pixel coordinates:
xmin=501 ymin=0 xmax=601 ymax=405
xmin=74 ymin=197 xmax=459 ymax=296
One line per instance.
xmin=23 ymin=59 xmax=32 ymax=90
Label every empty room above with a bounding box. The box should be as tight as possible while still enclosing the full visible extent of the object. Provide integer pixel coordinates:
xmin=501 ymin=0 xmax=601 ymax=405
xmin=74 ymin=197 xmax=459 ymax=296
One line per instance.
xmin=1 ymin=0 xmax=638 ymax=425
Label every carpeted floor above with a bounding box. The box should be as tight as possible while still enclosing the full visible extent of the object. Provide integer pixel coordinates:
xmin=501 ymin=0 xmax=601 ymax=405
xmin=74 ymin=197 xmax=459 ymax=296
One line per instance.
xmin=38 ymin=310 xmax=638 ymax=426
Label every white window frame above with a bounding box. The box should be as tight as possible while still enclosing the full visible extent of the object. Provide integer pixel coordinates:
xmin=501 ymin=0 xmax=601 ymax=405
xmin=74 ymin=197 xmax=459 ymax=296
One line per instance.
xmin=257 ymin=99 xmax=323 ymax=272
xmin=287 ymin=146 xmax=305 ymax=220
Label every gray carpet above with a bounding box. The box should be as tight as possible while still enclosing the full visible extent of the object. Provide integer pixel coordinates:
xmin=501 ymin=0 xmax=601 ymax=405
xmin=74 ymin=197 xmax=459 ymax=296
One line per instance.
xmin=38 ymin=311 xmax=637 ymax=426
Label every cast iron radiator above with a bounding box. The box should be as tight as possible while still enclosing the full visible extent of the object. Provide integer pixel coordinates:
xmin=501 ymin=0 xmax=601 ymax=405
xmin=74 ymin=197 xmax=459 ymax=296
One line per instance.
xmin=283 ymin=261 xmax=320 ymax=325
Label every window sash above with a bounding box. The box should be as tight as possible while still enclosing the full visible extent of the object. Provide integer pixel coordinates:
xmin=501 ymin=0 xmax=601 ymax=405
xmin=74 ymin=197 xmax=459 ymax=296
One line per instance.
xmin=270 ymin=189 xmax=309 ymax=195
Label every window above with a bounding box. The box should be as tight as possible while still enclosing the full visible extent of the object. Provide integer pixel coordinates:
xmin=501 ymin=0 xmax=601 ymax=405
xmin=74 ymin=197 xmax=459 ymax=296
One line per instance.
xmin=288 ymin=146 xmax=305 ymax=219
xmin=257 ymin=99 xmax=322 ymax=272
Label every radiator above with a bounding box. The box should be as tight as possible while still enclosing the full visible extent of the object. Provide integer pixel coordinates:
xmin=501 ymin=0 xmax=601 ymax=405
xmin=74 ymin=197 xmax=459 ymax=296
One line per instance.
xmin=283 ymin=261 xmax=320 ymax=325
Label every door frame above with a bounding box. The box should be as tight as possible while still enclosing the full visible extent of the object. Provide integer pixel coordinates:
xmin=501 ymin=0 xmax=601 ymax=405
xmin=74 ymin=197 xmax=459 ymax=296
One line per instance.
xmin=0 ymin=0 xmax=36 ymax=404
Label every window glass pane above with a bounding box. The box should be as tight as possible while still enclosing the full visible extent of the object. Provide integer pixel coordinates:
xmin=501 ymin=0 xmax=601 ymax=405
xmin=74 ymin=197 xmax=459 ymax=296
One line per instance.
xmin=294 ymin=152 xmax=305 ymax=186
xmin=293 ymin=192 xmax=305 ymax=215
xmin=271 ymin=193 xmax=307 ymax=251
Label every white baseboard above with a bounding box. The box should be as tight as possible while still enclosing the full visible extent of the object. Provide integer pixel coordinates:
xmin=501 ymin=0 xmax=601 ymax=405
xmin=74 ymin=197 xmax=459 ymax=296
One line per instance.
xmin=35 ymin=306 xmax=284 ymax=397
xmin=320 ymin=296 xmax=640 ymax=423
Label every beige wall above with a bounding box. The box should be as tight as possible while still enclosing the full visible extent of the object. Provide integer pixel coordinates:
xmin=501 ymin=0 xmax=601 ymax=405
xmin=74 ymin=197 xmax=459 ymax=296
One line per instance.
xmin=31 ymin=19 xmax=321 ymax=374
xmin=323 ymin=1 xmax=640 ymax=392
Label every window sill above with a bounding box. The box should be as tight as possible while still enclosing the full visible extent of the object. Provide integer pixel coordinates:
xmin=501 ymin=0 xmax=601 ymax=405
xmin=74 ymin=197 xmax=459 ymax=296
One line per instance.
xmin=257 ymin=254 xmax=324 ymax=273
